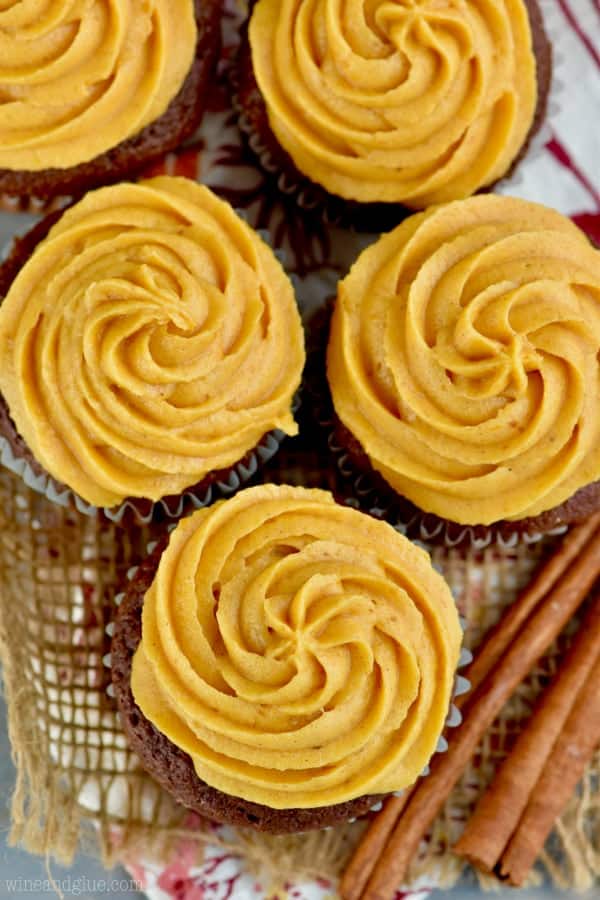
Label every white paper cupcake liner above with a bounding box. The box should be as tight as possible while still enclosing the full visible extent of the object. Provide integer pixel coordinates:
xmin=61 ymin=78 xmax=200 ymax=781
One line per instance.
xmin=328 ymin=429 xmax=569 ymax=551
xmin=235 ymin=105 xmax=394 ymax=229
xmin=102 ymin=531 xmax=472 ymax=825
xmin=0 ymin=236 xmax=14 ymax=263
xmin=0 ymin=426 xmax=291 ymax=526
xmin=0 ymin=192 xmax=69 ymax=216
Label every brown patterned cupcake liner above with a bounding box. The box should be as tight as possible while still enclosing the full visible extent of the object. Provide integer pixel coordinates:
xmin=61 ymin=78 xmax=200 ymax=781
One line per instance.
xmin=0 ymin=193 xmax=68 ymax=216
xmin=325 ymin=425 xmax=570 ymax=552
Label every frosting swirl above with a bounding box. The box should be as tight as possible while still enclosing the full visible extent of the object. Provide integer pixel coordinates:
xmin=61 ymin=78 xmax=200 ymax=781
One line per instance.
xmin=250 ymin=0 xmax=538 ymax=206
xmin=0 ymin=177 xmax=303 ymax=507
xmin=328 ymin=196 xmax=600 ymax=526
xmin=131 ymin=484 xmax=461 ymax=808
xmin=0 ymin=0 xmax=196 ymax=171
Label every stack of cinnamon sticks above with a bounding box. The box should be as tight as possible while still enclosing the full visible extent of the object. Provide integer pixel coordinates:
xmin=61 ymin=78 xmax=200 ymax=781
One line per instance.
xmin=340 ymin=514 xmax=600 ymax=900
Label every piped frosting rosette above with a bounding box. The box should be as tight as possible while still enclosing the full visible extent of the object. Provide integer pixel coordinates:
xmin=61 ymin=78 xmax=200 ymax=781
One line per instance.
xmin=249 ymin=0 xmax=538 ymax=206
xmin=0 ymin=177 xmax=304 ymax=511
xmin=131 ymin=484 xmax=462 ymax=809
xmin=0 ymin=0 xmax=196 ymax=171
xmin=328 ymin=196 xmax=600 ymax=528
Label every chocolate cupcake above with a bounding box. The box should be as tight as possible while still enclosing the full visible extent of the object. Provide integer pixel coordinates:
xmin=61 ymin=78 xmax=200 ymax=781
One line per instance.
xmin=0 ymin=0 xmax=221 ymax=209
xmin=234 ymin=0 xmax=552 ymax=229
xmin=324 ymin=195 xmax=600 ymax=547
xmin=110 ymin=484 xmax=463 ymax=832
xmin=0 ymin=177 xmax=304 ymax=524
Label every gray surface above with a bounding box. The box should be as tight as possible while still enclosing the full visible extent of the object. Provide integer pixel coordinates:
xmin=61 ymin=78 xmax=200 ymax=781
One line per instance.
xmin=0 ymin=211 xmax=37 ymax=244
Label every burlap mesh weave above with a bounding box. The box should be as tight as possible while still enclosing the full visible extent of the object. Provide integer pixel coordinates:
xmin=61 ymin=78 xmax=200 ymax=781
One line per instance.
xmin=0 ymin=433 xmax=599 ymax=895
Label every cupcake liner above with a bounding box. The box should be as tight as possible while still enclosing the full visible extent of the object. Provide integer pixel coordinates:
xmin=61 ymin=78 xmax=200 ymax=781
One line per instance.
xmin=102 ymin=528 xmax=472 ymax=828
xmin=234 ymin=105 xmax=408 ymax=233
xmin=0 ymin=192 xmax=69 ymax=216
xmin=328 ymin=425 xmax=570 ymax=551
xmin=231 ymin=74 xmax=339 ymax=225
xmin=0 ymin=425 xmax=291 ymax=527
xmin=0 ymin=236 xmax=14 ymax=263
xmin=326 ymin=403 xmax=569 ymax=551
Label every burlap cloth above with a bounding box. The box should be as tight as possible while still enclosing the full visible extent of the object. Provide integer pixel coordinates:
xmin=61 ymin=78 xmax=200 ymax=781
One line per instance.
xmin=0 ymin=431 xmax=599 ymax=894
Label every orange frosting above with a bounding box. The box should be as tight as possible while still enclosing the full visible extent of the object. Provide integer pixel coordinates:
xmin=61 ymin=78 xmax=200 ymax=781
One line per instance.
xmin=0 ymin=0 xmax=196 ymax=171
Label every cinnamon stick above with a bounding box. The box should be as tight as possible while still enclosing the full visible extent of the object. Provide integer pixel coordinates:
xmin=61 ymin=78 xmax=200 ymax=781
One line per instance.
xmin=338 ymin=516 xmax=600 ymax=900
xmin=339 ymin=790 xmax=413 ymax=900
xmin=454 ymin=588 xmax=600 ymax=872
xmin=460 ymin=513 xmax=600 ymax=700
xmin=360 ymin=523 xmax=600 ymax=900
xmin=498 ymin=652 xmax=600 ymax=886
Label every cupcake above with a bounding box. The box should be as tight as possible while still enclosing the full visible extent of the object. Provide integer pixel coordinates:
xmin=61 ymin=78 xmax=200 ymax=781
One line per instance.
xmin=235 ymin=0 xmax=552 ymax=229
xmin=325 ymin=195 xmax=600 ymax=546
xmin=110 ymin=484 xmax=462 ymax=832
xmin=0 ymin=0 xmax=221 ymax=208
xmin=0 ymin=176 xmax=304 ymax=524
